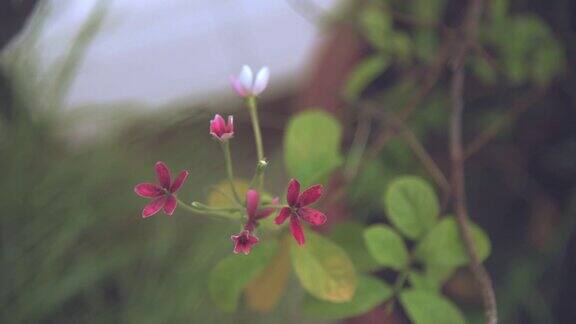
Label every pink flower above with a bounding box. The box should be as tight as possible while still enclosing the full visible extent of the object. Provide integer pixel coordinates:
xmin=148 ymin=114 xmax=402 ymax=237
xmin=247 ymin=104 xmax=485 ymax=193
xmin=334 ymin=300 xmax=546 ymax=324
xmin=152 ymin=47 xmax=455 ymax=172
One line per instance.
xmin=275 ymin=179 xmax=327 ymax=245
xmin=231 ymin=230 xmax=260 ymax=255
xmin=244 ymin=189 xmax=278 ymax=231
xmin=229 ymin=65 xmax=270 ymax=98
xmin=134 ymin=161 xmax=189 ymax=218
xmin=210 ymin=114 xmax=234 ymax=141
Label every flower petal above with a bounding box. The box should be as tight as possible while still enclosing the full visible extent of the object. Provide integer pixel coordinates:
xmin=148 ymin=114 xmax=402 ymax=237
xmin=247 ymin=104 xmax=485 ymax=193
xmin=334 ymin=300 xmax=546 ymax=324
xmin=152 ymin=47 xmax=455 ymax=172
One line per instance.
xmin=298 ymin=184 xmax=323 ymax=206
xmin=142 ymin=196 xmax=167 ymax=218
xmin=226 ymin=115 xmax=234 ymax=133
xmin=163 ymin=195 xmax=177 ymax=215
xmin=274 ymin=207 xmax=291 ymax=225
xmin=286 ymin=179 xmax=300 ymax=206
xmin=134 ymin=183 xmax=164 ymax=198
xmin=239 ymin=65 xmax=254 ymax=92
xmin=252 ymin=66 xmax=269 ymax=95
xmin=230 ymin=76 xmax=247 ymax=97
xmin=246 ymin=189 xmax=260 ymax=219
xmin=290 ymin=216 xmax=305 ymax=245
xmin=155 ymin=161 xmax=172 ymax=189
xmin=256 ymin=197 xmax=279 ymax=219
xmin=248 ymin=234 xmax=260 ymax=244
xmin=299 ymin=207 xmax=327 ymax=226
xmin=210 ymin=114 xmax=225 ymax=137
xmin=170 ymin=170 xmax=189 ymax=193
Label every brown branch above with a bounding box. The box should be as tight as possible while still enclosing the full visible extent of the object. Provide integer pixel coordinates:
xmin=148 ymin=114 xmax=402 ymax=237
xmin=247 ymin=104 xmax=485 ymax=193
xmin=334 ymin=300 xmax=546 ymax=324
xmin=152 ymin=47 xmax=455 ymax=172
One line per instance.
xmin=368 ymin=106 xmax=451 ymax=200
xmin=365 ymin=43 xmax=449 ymax=160
xmin=449 ymin=1 xmax=498 ymax=324
xmin=464 ymin=87 xmax=547 ymax=159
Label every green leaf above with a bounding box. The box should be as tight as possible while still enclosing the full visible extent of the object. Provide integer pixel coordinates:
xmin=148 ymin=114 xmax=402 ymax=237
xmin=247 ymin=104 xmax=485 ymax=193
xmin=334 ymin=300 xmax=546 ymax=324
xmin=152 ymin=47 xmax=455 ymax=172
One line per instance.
xmin=359 ymin=5 xmax=392 ymax=50
xmin=400 ymin=289 xmax=466 ymax=324
xmin=290 ymin=231 xmax=357 ymax=302
xmin=409 ymin=264 xmax=455 ymax=291
xmin=383 ymin=176 xmax=439 ymax=239
xmin=415 ymin=216 xmax=491 ymax=267
xmin=412 ymin=0 xmax=447 ymax=21
xmin=302 ymin=275 xmax=393 ymax=319
xmin=208 ymin=242 xmax=278 ymax=312
xmin=284 ymin=110 xmax=343 ymax=187
xmin=329 ymin=221 xmax=380 ymax=272
xmin=244 ymin=237 xmax=291 ymax=313
xmin=408 ymin=271 xmax=441 ymax=291
xmin=363 ymin=225 xmax=408 ymax=270
xmin=344 ymin=55 xmax=390 ymax=102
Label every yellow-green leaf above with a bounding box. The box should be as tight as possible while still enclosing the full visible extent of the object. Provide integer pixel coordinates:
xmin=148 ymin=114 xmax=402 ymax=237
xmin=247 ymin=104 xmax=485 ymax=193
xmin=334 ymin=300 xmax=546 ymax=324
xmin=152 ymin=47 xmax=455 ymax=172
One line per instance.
xmin=290 ymin=231 xmax=357 ymax=302
xmin=302 ymin=275 xmax=392 ymax=319
xmin=244 ymin=236 xmax=291 ymax=313
xmin=415 ymin=216 xmax=491 ymax=267
xmin=363 ymin=225 xmax=409 ymax=270
xmin=400 ymin=289 xmax=465 ymax=324
xmin=383 ymin=176 xmax=439 ymax=239
xmin=284 ymin=110 xmax=343 ymax=187
xmin=208 ymin=241 xmax=278 ymax=312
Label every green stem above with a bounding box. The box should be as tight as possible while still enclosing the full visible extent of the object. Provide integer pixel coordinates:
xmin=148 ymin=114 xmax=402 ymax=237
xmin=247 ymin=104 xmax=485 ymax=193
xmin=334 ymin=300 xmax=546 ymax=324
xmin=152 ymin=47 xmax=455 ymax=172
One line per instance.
xmin=246 ymin=96 xmax=265 ymax=189
xmin=176 ymin=198 xmax=238 ymax=220
xmin=385 ymin=268 xmax=410 ymax=315
xmin=247 ymin=97 xmax=265 ymax=161
xmin=190 ymin=201 xmax=240 ymax=212
xmin=221 ymin=141 xmax=242 ymax=204
xmin=248 ymin=159 xmax=268 ymax=189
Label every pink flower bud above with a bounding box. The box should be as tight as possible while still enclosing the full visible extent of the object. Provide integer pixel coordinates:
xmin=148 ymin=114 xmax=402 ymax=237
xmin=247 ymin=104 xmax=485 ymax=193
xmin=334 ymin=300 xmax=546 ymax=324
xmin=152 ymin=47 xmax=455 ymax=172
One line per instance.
xmin=209 ymin=114 xmax=234 ymax=141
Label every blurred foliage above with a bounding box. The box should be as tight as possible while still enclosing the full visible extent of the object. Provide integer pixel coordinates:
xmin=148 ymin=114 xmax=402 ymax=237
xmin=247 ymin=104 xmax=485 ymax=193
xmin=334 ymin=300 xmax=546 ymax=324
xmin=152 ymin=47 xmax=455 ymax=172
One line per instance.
xmin=1 ymin=0 xmax=575 ymax=323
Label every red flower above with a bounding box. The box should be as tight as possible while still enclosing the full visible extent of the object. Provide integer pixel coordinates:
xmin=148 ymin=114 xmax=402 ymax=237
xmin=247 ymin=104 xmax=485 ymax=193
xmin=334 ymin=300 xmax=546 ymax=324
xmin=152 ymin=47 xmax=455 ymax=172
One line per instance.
xmin=244 ymin=189 xmax=278 ymax=231
xmin=210 ymin=114 xmax=234 ymax=141
xmin=134 ymin=161 xmax=189 ymax=218
xmin=230 ymin=189 xmax=278 ymax=255
xmin=231 ymin=230 xmax=259 ymax=255
xmin=274 ymin=179 xmax=327 ymax=245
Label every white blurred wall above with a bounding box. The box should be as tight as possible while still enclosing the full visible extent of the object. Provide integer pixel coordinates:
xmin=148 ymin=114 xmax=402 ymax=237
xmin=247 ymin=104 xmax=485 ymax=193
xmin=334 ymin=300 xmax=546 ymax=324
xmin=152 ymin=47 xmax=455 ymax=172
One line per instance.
xmin=38 ymin=0 xmax=336 ymax=109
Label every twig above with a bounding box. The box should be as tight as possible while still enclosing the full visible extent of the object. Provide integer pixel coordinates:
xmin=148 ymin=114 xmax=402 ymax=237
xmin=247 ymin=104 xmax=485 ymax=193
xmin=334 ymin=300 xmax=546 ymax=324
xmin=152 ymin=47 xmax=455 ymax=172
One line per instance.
xmin=449 ymin=1 xmax=498 ymax=323
xmin=464 ymin=87 xmax=547 ymax=159
xmin=472 ymin=42 xmax=502 ymax=75
xmin=366 ymin=43 xmax=449 ymax=160
xmin=343 ymin=112 xmax=372 ymax=180
xmin=368 ymin=105 xmax=451 ymax=199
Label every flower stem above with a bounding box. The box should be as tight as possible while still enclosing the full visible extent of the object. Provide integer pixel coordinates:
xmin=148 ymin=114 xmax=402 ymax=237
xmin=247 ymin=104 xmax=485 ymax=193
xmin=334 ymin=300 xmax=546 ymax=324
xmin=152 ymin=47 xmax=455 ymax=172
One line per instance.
xmin=246 ymin=96 xmax=265 ymax=189
xmin=176 ymin=198 xmax=238 ymax=220
xmin=221 ymin=141 xmax=242 ymax=204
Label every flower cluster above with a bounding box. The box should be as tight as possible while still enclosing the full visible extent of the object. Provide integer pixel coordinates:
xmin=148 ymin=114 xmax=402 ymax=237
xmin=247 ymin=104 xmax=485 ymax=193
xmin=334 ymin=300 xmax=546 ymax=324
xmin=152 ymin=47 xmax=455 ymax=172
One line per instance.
xmin=134 ymin=65 xmax=327 ymax=255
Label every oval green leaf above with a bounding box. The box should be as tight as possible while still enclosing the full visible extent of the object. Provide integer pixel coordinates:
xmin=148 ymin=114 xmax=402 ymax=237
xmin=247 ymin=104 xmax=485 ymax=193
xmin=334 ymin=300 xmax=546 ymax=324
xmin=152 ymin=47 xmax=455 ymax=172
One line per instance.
xmin=400 ymin=289 xmax=466 ymax=324
xmin=284 ymin=110 xmax=343 ymax=187
xmin=290 ymin=231 xmax=357 ymax=302
xmin=344 ymin=55 xmax=390 ymax=102
xmin=363 ymin=225 xmax=409 ymax=270
xmin=302 ymin=275 xmax=393 ymax=320
xmin=414 ymin=216 xmax=491 ymax=267
xmin=383 ymin=176 xmax=439 ymax=239
xmin=208 ymin=241 xmax=278 ymax=312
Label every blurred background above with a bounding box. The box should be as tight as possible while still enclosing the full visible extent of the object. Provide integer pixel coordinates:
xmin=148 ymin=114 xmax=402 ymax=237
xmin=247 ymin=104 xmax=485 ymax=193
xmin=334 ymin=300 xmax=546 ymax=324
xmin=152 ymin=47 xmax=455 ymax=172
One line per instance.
xmin=1 ymin=0 xmax=575 ymax=323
